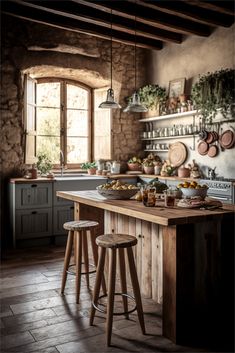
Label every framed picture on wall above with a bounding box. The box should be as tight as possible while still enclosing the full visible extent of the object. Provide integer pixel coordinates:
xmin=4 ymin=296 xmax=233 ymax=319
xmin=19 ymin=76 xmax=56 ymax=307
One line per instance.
xmin=168 ymin=78 xmax=186 ymax=98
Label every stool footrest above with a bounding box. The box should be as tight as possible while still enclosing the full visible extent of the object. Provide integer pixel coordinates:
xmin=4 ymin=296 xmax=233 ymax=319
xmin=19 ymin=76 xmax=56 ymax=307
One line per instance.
xmin=67 ymin=263 xmax=96 ymax=276
xmin=92 ymin=293 xmax=137 ymax=316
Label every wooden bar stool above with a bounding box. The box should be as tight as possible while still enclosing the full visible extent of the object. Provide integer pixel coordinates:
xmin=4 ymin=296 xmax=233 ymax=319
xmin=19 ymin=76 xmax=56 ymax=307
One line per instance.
xmin=61 ymin=220 xmax=106 ymax=304
xmin=90 ymin=233 xmax=146 ymax=346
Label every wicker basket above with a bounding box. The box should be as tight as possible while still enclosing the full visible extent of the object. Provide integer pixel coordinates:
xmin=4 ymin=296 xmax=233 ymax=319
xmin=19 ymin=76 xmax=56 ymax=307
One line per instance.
xmin=97 ymin=187 xmax=139 ymax=200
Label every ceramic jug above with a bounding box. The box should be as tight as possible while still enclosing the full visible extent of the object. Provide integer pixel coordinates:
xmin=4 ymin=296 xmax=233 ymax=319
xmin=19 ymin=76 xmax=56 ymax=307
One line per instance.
xmin=111 ymin=161 xmax=121 ymax=174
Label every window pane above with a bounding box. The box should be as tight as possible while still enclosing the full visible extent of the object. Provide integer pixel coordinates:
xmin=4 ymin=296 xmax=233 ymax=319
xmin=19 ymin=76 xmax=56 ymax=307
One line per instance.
xmin=67 ymin=110 xmax=88 ymax=137
xmin=67 ymin=84 xmax=88 ymax=109
xmin=37 ymin=107 xmax=60 ymax=136
xmin=94 ymin=89 xmax=111 ymax=160
xmin=37 ymin=136 xmax=60 ymax=164
xmin=67 ymin=137 xmax=88 ymax=163
xmin=37 ymin=82 xmax=60 ymax=108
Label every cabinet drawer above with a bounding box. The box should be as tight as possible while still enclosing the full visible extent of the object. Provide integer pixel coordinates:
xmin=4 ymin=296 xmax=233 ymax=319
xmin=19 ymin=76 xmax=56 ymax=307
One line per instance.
xmin=15 ymin=183 xmax=52 ymax=209
xmin=53 ymin=205 xmax=74 ymax=235
xmin=15 ymin=208 xmax=52 ymax=239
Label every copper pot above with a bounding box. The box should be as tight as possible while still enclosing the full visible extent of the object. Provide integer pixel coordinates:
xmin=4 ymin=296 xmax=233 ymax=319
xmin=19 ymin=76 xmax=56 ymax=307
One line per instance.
xmin=178 ymin=166 xmax=190 ymax=178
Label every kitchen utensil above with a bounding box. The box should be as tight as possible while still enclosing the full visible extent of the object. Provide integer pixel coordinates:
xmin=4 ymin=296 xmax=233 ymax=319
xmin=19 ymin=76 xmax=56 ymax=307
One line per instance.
xmin=207 ymin=144 xmax=218 ymax=158
xmin=197 ymin=141 xmax=209 ymax=155
xmin=219 ymin=129 xmax=235 ymax=149
xmin=178 ymin=165 xmax=190 ymax=178
xmin=205 ymin=131 xmax=214 ymax=144
xmin=168 ymin=142 xmax=187 ymax=167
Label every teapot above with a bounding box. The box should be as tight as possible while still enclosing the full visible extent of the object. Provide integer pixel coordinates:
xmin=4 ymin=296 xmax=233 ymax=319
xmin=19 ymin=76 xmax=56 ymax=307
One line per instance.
xmin=107 ymin=161 xmax=121 ymax=174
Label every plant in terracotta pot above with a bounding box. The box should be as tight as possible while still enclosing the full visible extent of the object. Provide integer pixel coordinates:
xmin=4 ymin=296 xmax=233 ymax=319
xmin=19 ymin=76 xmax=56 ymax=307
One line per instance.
xmin=142 ymin=159 xmax=154 ymax=175
xmin=137 ymin=84 xmax=167 ymax=117
xmin=127 ymin=156 xmax=142 ymax=171
xmin=81 ymin=162 xmax=97 ymax=175
xmin=191 ymin=68 xmax=235 ymax=123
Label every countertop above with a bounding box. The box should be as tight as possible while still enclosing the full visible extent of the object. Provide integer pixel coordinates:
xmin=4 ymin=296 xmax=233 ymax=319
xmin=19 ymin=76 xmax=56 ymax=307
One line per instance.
xmin=56 ymin=190 xmax=234 ymax=227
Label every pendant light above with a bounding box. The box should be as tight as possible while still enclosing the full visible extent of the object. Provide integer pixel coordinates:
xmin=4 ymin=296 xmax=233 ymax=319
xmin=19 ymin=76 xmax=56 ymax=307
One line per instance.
xmin=123 ymin=9 xmax=148 ymax=113
xmin=99 ymin=9 xmax=121 ymax=109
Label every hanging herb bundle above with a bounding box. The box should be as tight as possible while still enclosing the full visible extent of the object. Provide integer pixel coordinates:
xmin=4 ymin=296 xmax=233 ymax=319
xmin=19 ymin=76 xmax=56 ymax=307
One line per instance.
xmin=191 ymin=68 xmax=235 ymax=123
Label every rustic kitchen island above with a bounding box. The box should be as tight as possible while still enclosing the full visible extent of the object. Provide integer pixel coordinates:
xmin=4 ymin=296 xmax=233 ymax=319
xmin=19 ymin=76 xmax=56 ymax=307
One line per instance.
xmin=57 ymin=190 xmax=234 ymax=347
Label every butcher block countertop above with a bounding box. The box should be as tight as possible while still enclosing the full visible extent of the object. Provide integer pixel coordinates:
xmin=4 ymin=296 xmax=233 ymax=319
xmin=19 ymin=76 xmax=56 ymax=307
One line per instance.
xmin=56 ymin=190 xmax=234 ymax=227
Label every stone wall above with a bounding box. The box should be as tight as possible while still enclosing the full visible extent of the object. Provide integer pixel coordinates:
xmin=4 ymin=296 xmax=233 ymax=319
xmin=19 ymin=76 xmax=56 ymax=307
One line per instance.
xmin=1 ymin=15 xmax=147 ymax=178
xmin=0 ymin=15 xmax=147 ymax=247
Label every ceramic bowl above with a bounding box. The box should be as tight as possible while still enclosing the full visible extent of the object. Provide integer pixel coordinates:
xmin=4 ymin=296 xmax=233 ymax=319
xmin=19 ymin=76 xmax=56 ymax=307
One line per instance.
xmin=180 ymin=186 xmax=208 ymax=199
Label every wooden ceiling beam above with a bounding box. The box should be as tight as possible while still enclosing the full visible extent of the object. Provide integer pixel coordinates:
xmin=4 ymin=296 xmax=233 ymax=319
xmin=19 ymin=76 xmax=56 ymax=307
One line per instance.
xmin=20 ymin=0 xmax=182 ymax=43
xmin=74 ymin=0 xmax=211 ymax=37
xmin=183 ymin=0 xmax=235 ymax=16
xmin=1 ymin=2 xmax=163 ymax=50
xmin=136 ymin=0 xmax=234 ymax=27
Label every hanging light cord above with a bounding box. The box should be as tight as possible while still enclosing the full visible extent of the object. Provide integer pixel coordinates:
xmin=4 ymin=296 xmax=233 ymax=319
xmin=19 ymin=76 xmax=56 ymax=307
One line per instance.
xmin=134 ymin=11 xmax=137 ymax=92
xmin=110 ymin=9 xmax=113 ymax=90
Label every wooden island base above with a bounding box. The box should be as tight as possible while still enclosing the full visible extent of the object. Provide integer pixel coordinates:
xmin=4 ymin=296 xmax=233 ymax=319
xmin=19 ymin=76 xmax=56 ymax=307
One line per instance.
xmin=57 ymin=191 xmax=234 ymax=348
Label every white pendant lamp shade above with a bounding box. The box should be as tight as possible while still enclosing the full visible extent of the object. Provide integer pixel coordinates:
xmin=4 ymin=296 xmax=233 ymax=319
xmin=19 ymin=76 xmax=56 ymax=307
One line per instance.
xmin=124 ymin=92 xmax=148 ymax=113
xmin=99 ymin=10 xmax=121 ymax=110
xmin=99 ymin=88 xmax=121 ymax=109
xmin=123 ymin=9 xmax=148 ymax=113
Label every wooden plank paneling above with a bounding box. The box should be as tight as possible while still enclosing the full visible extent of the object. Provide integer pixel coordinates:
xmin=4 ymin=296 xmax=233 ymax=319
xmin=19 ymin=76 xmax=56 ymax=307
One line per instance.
xmin=151 ymin=223 xmax=163 ymax=303
xmin=141 ymin=220 xmax=152 ymax=299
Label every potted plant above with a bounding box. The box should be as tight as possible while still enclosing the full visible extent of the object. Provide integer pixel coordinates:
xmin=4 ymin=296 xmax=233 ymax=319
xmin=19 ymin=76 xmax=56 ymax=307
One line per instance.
xmin=191 ymin=68 xmax=235 ymax=123
xmin=81 ymin=162 xmax=97 ymax=175
xmin=137 ymin=84 xmax=167 ymax=117
xmin=142 ymin=160 xmax=154 ymax=175
xmin=36 ymin=153 xmax=52 ymax=176
xmin=127 ymin=156 xmax=142 ymax=171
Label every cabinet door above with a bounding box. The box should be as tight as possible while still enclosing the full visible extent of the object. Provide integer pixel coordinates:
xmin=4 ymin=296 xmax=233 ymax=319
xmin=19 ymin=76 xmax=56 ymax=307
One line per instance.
xmin=53 ymin=205 xmax=74 ymax=235
xmin=15 ymin=183 xmax=52 ymax=209
xmin=15 ymin=208 xmax=52 ymax=239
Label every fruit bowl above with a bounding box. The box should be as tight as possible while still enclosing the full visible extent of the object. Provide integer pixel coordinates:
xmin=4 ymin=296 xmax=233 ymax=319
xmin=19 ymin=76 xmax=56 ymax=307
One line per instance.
xmin=179 ymin=186 xmax=208 ymax=199
xmin=97 ymin=187 xmax=139 ymax=200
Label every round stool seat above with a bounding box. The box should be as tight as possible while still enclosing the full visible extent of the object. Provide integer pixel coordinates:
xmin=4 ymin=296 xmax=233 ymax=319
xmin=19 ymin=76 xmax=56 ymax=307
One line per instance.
xmin=63 ymin=220 xmax=99 ymax=232
xmin=96 ymin=233 xmax=137 ymax=249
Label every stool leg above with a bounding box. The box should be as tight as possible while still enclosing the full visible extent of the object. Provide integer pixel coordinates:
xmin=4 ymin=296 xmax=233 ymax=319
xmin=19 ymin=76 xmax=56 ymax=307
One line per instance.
xmin=90 ymin=246 xmax=106 ymax=326
xmin=118 ymin=248 xmax=129 ymax=319
xmin=106 ymin=248 xmax=116 ymax=346
xmin=126 ymin=247 xmax=146 ymax=335
xmin=75 ymin=231 xmax=83 ymax=304
xmin=90 ymin=229 xmax=107 ymax=295
xmin=82 ymin=230 xmax=90 ymax=289
xmin=61 ymin=230 xmax=74 ymax=294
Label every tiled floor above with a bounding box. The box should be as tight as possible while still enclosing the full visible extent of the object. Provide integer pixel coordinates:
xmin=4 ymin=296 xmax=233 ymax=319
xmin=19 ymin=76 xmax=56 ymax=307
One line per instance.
xmin=0 ymin=245 xmax=223 ymax=353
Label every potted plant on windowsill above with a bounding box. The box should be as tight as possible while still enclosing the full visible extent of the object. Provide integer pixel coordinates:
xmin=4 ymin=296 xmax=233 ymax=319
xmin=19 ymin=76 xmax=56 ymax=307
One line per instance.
xmin=137 ymin=84 xmax=167 ymax=118
xmin=81 ymin=162 xmax=97 ymax=175
xmin=36 ymin=153 xmax=52 ymax=176
xmin=191 ymin=68 xmax=235 ymax=124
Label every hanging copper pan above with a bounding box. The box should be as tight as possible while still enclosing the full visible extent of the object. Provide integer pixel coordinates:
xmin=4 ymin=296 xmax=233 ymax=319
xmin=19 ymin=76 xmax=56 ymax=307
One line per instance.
xmin=207 ymin=144 xmax=219 ymax=158
xmin=197 ymin=141 xmax=209 ymax=155
xmin=219 ymin=130 xmax=235 ymax=149
xmin=205 ymin=132 xmax=213 ymax=144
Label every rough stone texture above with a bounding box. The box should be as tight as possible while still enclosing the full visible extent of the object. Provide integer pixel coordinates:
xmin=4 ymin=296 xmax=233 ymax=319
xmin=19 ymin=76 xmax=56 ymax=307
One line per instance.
xmin=1 ymin=15 xmax=147 ymax=179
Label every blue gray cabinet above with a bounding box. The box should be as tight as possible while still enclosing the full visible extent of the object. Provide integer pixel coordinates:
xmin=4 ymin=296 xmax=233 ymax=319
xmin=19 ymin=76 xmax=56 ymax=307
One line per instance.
xmin=10 ymin=182 xmax=53 ymax=246
xmin=9 ymin=177 xmax=107 ymax=246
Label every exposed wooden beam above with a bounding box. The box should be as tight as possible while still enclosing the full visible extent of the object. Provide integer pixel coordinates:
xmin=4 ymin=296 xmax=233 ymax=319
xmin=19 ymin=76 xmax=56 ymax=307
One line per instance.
xmin=183 ymin=0 xmax=235 ymax=16
xmin=74 ymin=0 xmax=211 ymax=37
xmin=136 ymin=0 xmax=234 ymax=27
xmin=20 ymin=0 xmax=182 ymax=43
xmin=1 ymin=1 xmax=163 ymax=50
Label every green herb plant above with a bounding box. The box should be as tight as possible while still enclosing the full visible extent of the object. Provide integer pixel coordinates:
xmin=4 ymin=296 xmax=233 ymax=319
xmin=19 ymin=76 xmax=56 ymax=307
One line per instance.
xmin=191 ymin=68 xmax=235 ymax=123
xmin=36 ymin=153 xmax=52 ymax=175
xmin=137 ymin=84 xmax=167 ymax=110
xmin=81 ymin=162 xmax=97 ymax=170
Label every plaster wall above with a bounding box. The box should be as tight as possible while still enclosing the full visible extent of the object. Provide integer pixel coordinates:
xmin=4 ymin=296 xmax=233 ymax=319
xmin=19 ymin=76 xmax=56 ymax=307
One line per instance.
xmin=147 ymin=24 xmax=235 ymax=179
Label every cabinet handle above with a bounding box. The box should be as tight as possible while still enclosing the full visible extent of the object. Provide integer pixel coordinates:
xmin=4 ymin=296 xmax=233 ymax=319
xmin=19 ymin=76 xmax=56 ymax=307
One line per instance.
xmin=70 ymin=206 xmax=74 ymax=210
xmin=31 ymin=184 xmax=37 ymax=188
xmin=32 ymin=211 xmax=37 ymax=214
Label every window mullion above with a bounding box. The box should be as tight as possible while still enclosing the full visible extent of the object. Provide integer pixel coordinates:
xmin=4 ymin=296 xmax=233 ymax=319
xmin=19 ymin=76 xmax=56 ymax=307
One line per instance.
xmin=61 ymin=81 xmax=67 ymax=166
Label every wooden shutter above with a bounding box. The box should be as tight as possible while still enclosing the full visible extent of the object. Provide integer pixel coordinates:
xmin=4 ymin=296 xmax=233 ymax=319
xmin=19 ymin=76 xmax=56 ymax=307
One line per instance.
xmin=24 ymin=75 xmax=37 ymax=164
xmin=93 ymin=88 xmax=112 ymax=160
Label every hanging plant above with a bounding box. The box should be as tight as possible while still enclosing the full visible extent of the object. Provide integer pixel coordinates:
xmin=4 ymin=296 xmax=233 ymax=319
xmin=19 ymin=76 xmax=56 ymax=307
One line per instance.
xmin=191 ymin=68 xmax=235 ymax=123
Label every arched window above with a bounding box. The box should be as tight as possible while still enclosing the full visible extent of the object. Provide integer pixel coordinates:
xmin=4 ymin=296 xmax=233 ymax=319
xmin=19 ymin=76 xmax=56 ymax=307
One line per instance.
xmin=24 ymin=76 xmax=112 ymax=168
